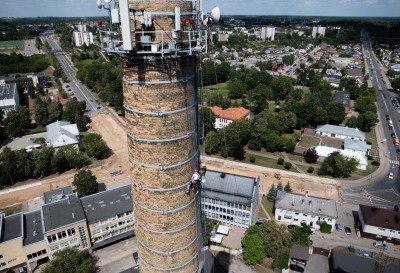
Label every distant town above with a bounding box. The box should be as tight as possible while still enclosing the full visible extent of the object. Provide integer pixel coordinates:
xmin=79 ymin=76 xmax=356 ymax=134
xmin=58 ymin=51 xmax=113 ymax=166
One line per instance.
xmin=1 ymin=10 xmax=400 ymax=273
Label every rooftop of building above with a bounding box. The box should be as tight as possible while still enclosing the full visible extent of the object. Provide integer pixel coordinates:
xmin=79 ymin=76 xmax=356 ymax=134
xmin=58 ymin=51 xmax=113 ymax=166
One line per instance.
xmin=275 ymin=190 xmax=338 ymax=219
xmin=333 ymin=91 xmax=350 ymax=107
xmin=314 ymin=145 xmax=368 ymax=165
xmin=23 ymin=210 xmax=44 ymax=246
xmin=45 ymin=120 xmax=79 ymax=148
xmin=80 ymin=185 xmax=133 ymax=224
xmin=202 ymin=170 xmax=258 ymax=206
xmin=344 ymin=139 xmax=371 ymax=152
xmin=41 ymin=194 xmax=86 ymax=233
xmin=0 ymin=82 xmax=17 ymax=100
xmin=0 ymin=213 xmax=22 ymax=243
xmin=316 ymin=124 xmax=365 ymax=139
xmin=359 ymin=204 xmax=400 ymax=231
xmin=44 ymin=186 xmax=74 ymax=204
xmin=207 ymin=106 xmax=250 ymax=121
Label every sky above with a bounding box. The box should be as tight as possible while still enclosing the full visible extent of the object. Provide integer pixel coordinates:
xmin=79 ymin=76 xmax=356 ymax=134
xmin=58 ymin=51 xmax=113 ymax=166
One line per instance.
xmin=1 ymin=0 xmax=399 ymax=18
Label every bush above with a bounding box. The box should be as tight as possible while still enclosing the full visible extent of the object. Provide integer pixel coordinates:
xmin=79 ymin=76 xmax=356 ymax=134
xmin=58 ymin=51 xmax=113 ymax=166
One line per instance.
xmin=366 ymin=155 xmax=373 ymax=160
xmin=319 ymin=221 xmax=332 ymax=234
xmin=271 ymin=251 xmax=289 ymax=269
xmin=249 ymin=156 xmax=256 ymax=163
xmin=284 ymin=162 xmax=292 ymax=169
xmin=307 ymin=166 xmax=314 ymax=173
xmin=277 ymin=158 xmax=284 ymax=165
xmin=35 ymin=137 xmax=46 ymax=144
xmin=366 ymin=140 xmax=372 ymax=145
xmin=371 ymin=160 xmax=380 ymax=166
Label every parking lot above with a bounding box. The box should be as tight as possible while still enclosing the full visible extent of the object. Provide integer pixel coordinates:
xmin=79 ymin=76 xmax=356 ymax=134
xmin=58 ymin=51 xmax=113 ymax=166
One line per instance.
xmin=1 ymin=132 xmax=46 ymax=151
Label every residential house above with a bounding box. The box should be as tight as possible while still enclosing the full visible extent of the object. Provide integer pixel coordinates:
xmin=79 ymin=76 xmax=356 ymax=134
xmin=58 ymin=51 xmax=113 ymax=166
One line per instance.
xmin=316 ymin=124 xmax=365 ymax=141
xmin=290 ymin=245 xmax=309 ymax=267
xmin=332 ymin=91 xmax=350 ymax=114
xmin=274 ymin=190 xmax=338 ymax=232
xmin=344 ymin=139 xmax=371 ymax=156
xmin=314 ymin=145 xmax=368 ymax=170
xmin=45 ymin=120 xmax=79 ymax=149
xmin=201 ymin=170 xmax=259 ymax=228
xmin=0 ymin=82 xmax=19 ymax=118
xmin=204 ymin=106 xmax=251 ymax=129
xmin=326 ymin=78 xmax=341 ymax=88
xmin=358 ymin=204 xmax=400 ymax=241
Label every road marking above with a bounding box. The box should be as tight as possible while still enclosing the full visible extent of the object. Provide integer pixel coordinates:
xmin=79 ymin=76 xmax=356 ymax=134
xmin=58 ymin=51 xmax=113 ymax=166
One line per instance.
xmin=389 ymin=160 xmax=399 ymax=165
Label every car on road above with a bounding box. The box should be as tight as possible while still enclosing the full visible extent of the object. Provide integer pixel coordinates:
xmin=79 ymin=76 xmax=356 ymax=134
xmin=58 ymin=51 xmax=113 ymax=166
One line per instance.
xmin=289 ymin=264 xmax=304 ymax=272
xmin=396 ymin=149 xmax=400 ymax=154
xmin=345 ymin=226 xmax=351 ymax=235
xmin=386 ymin=114 xmax=390 ymax=120
xmin=391 ymin=133 xmax=396 ymax=138
xmin=389 ymin=172 xmax=394 ymax=179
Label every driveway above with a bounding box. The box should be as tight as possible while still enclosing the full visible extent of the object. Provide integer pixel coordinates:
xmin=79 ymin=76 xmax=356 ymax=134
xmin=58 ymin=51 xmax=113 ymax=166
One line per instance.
xmin=2 ymin=132 xmax=46 ymax=151
xmin=304 ymin=254 xmax=329 ymax=273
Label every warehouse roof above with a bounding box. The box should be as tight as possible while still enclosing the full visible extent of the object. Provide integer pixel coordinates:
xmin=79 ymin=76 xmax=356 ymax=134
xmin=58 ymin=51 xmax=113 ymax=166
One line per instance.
xmin=316 ymin=124 xmax=365 ymax=140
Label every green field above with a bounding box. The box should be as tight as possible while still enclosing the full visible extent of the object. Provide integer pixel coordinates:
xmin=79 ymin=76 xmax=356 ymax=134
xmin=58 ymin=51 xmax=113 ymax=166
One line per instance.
xmin=0 ymin=40 xmax=24 ymax=49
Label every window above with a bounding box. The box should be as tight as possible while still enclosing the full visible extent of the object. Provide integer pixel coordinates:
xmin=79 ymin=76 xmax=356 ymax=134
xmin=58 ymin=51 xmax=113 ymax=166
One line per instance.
xmin=295 ymin=213 xmax=299 ymax=215
xmin=0 ymin=254 xmax=2 ymax=259
xmin=7 ymin=258 xmax=16 ymax=264
xmin=294 ymin=219 xmax=298 ymax=222
xmin=378 ymin=228 xmax=385 ymax=232
xmin=0 ymin=262 xmax=5 ymax=268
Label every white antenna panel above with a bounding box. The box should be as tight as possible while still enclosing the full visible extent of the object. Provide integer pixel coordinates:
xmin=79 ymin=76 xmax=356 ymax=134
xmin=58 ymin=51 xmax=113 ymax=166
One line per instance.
xmin=211 ymin=6 xmax=220 ymax=23
xmin=119 ymin=0 xmax=133 ymax=51
xmin=111 ymin=9 xmax=120 ymax=24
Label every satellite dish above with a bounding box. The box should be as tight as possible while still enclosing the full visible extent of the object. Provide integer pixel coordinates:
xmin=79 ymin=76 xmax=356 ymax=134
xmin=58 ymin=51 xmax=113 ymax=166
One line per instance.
xmin=101 ymin=0 xmax=112 ymax=3
xmin=97 ymin=0 xmax=103 ymax=9
xmin=210 ymin=6 xmax=220 ymax=23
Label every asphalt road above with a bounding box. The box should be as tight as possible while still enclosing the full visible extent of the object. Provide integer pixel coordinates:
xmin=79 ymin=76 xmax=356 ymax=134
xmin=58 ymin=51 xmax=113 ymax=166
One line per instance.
xmin=341 ymin=30 xmax=400 ymax=209
xmin=42 ymin=32 xmax=106 ymax=115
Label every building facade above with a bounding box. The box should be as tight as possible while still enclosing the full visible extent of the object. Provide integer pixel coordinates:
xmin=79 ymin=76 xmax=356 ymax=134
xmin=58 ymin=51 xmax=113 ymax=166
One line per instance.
xmin=201 ymin=171 xmax=259 ymax=228
xmin=0 ymin=82 xmax=19 ymax=117
xmin=312 ymin=26 xmax=326 ymax=38
xmin=73 ymin=31 xmax=94 ymax=47
xmin=316 ymin=124 xmax=366 ymax=141
xmin=204 ymin=106 xmax=251 ymax=129
xmin=275 ymin=190 xmax=338 ymax=232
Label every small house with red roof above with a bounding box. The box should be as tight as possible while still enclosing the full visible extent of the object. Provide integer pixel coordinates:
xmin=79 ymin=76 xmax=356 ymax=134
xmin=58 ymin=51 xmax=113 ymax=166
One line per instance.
xmin=204 ymin=106 xmax=251 ymax=129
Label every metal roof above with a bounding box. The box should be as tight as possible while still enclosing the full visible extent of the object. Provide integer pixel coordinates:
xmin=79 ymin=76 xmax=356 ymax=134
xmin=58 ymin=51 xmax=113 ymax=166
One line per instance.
xmin=41 ymin=194 xmax=86 ymax=233
xmin=202 ymin=171 xmax=257 ymax=206
xmin=316 ymin=124 xmax=365 ymax=140
xmin=333 ymin=91 xmax=350 ymax=108
xmin=80 ymin=185 xmax=133 ymax=224
xmin=344 ymin=139 xmax=371 ymax=153
xmin=0 ymin=213 xmax=22 ymax=243
xmin=45 ymin=120 xmax=79 ymax=148
xmin=0 ymin=82 xmax=17 ymax=100
xmin=275 ymin=190 xmax=338 ymax=219
xmin=23 ymin=210 xmax=44 ymax=246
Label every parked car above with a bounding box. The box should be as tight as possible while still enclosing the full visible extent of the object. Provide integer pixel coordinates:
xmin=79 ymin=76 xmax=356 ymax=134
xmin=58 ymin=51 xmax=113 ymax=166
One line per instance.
xmin=389 ymin=172 xmax=394 ymax=179
xmin=256 ymin=218 xmax=264 ymax=225
xmin=373 ymin=241 xmax=387 ymax=249
xmin=336 ymin=223 xmax=343 ymax=232
xmin=345 ymin=226 xmax=351 ymax=235
xmin=391 ymin=132 xmax=396 ymax=138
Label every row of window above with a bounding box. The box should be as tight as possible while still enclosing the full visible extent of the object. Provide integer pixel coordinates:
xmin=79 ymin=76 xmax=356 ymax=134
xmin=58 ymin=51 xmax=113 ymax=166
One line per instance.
xmin=27 ymin=249 xmax=47 ymax=260
xmin=79 ymin=226 xmax=88 ymax=249
xmin=202 ymin=198 xmax=251 ymax=211
xmin=92 ymin=225 xmax=134 ymax=243
xmin=49 ymin=238 xmax=78 ymax=252
xmin=377 ymin=227 xmax=400 ymax=234
xmin=206 ymin=211 xmax=250 ymax=225
xmin=92 ymin=218 xmax=134 ymax=235
xmin=91 ymin=210 xmax=133 ymax=228
xmin=46 ymin=228 xmax=76 ymax=244
xmin=202 ymin=205 xmax=251 ymax=218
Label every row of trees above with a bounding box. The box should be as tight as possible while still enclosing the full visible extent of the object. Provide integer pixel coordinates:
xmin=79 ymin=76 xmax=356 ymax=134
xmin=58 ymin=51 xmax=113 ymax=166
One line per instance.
xmin=0 ymin=52 xmax=50 ymax=75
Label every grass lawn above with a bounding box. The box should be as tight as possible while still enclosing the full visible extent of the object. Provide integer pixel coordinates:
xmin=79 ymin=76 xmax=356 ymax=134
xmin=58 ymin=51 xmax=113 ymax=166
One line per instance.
xmin=26 ymin=125 xmax=46 ymax=135
xmin=352 ymin=163 xmax=379 ymax=176
xmin=254 ymin=264 xmax=275 ymax=273
xmin=365 ymin=127 xmax=378 ymax=159
xmin=261 ymin=196 xmax=274 ymax=217
xmin=298 ymin=134 xmax=321 ymax=147
xmin=242 ymin=154 xmax=299 ymax=173
xmin=296 ymin=164 xmax=318 ymax=176
xmin=0 ymin=40 xmax=24 ymax=49
xmin=201 ymin=82 xmax=230 ymax=97
xmin=256 ymin=203 xmax=268 ymax=219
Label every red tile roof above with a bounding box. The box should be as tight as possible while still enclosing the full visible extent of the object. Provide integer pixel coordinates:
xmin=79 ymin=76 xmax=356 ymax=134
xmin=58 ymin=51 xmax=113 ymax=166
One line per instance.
xmin=206 ymin=106 xmax=250 ymax=121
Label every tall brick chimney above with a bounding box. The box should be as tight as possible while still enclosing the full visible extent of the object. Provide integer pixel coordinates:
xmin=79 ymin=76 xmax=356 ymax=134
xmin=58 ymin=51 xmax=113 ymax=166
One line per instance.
xmin=101 ymin=0 xmax=206 ymax=272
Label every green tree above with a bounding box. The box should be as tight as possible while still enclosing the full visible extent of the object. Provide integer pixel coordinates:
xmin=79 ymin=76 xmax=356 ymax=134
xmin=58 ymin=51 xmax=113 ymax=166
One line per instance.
xmin=282 ymin=54 xmax=295 ymax=66
xmin=251 ymin=85 xmax=272 ymax=114
xmin=73 ymin=170 xmax=98 ymax=197
xmin=199 ymin=108 xmax=216 ymax=139
xmin=227 ymin=79 xmax=246 ymax=99
xmin=357 ymin=111 xmax=378 ymax=132
xmin=32 ymin=147 xmax=55 ymax=177
xmin=47 ymin=102 xmax=63 ymax=123
xmin=35 ymin=99 xmax=48 ymax=126
xmin=205 ymin=131 xmax=220 ymax=154
xmin=0 ymin=147 xmax=17 ymax=185
xmin=272 ymin=252 xmax=289 ymax=270
xmin=289 ymin=225 xmax=312 ymax=246
xmin=345 ymin=116 xmax=359 ymax=128
xmin=82 ymin=133 xmax=109 ymax=159
xmin=267 ymin=184 xmax=276 ymax=201
xmin=284 ymin=182 xmax=292 ymax=192
xmin=318 ymin=151 xmax=358 ymax=178
xmin=53 ymin=146 xmax=89 ymax=173
xmin=277 ymin=181 xmax=283 ymax=191
xmin=304 ymin=147 xmax=318 ymax=163
xmin=4 ymin=106 xmax=30 ymax=137
xmin=42 ymin=247 xmax=95 ymax=273
xmin=271 ymin=76 xmax=293 ymax=100
xmin=242 ymin=233 xmax=265 ymax=265
xmin=35 ymin=37 xmax=43 ymax=50
xmin=259 ymin=221 xmax=291 ymax=259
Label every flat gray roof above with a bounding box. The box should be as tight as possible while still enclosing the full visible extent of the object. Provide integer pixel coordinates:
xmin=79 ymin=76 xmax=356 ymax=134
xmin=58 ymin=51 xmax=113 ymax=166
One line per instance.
xmin=275 ymin=190 xmax=338 ymax=219
xmin=202 ymin=171 xmax=258 ymax=206
xmin=42 ymin=194 xmax=86 ymax=233
xmin=80 ymin=185 xmax=133 ymax=224
xmin=24 ymin=210 xmax=44 ymax=246
xmin=316 ymin=124 xmax=365 ymax=140
xmin=44 ymin=186 xmax=74 ymax=204
xmin=333 ymin=91 xmax=350 ymax=108
xmin=1 ymin=213 xmax=22 ymax=243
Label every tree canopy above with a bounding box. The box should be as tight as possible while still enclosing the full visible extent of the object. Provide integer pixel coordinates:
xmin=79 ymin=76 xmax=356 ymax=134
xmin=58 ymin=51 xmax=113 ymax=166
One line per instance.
xmin=42 ymin=247 xmax=95 ymax=273
xmin=82 ymin=133 xmax=109 ymax=159
xmin=73 ymin=170 xmax=98 ymax=197
xmin=318 ymin=151 xmax=359 ymax=178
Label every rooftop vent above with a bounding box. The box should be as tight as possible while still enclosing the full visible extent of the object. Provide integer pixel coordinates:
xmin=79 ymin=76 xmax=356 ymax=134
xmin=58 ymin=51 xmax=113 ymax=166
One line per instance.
xmin=220 ymin=173 xmax=226 ymax=178
xmin=309 ymin=200 xmax=312 ymax=206
xmin=72 ymin=213 xmax=75 ymax=219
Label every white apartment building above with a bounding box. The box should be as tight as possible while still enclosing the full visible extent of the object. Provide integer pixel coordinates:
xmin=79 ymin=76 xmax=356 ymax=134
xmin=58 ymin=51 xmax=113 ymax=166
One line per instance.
xmin=0 ymin=82 xmax=19 ymax=117
xmin=205 ymin=106 xmax=251 ymax=129
xmin=261 ymin=27 xmax=275 ymax=41
xmin=275 ymin=191 xmax=338 ymax=232
xmin=312 ymin=26 xmax=326 ymax=38
xmin=73 ymin=31 xmax=94 ymax=47
xmin=201 ymin=171 xmax=259 ymax=228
